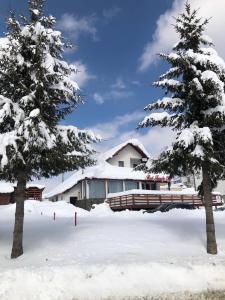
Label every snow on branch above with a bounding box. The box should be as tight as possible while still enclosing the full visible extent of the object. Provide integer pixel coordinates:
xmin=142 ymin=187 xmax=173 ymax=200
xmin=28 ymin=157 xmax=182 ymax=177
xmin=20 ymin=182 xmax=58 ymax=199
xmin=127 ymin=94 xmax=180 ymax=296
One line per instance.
xmin=153 ymin=79 xmax=182 ymax=92
xmin=176 ymin=125 xmax=212 ymax=149
xmin=144 ymin=97 xmax=184 ymax=111
xmin=186 ymin=48 xmax=225 ymax=77
xmin=139 ymin=112 xmax=173 ymax=128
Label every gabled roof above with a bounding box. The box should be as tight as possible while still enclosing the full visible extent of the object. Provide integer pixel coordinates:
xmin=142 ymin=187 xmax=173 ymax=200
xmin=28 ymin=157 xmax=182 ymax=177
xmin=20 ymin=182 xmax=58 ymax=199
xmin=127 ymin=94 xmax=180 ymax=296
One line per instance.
xmin=0 ymin=182 xmax=45 ymax=194
xmin=102 ymin=139 xmax=150 ymax=161
xmin=45 ymin=160 xmax=167 ymax=199
xmin=45 ymin=139 xmax=167 ymax=199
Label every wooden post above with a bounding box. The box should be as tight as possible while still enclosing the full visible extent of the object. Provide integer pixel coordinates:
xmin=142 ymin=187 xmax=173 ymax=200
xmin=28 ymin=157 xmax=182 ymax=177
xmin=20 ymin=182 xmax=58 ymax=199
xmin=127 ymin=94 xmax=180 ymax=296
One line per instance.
xmin=53 ymin=212 xmax=56 ymax=221
xmin=75 ymin=212 xmax=77 ymax=226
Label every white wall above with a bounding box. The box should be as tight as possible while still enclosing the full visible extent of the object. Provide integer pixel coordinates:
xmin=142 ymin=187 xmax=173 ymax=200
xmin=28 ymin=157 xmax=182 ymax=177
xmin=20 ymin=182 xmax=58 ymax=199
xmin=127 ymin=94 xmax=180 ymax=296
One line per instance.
xmin=59 ymin=183 xmax=82 ymax=202
xmin=107 ymin=145 xmax=143 ymax=168
xmin=185 ymin=173 xmax=225 ymax=196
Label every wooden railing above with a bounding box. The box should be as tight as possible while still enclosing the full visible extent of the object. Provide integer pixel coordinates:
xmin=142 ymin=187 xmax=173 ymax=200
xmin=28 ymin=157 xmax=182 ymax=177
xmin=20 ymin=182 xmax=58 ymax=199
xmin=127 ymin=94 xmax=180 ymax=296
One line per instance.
xmin=107 ymin=193 xmax=223 ymax=210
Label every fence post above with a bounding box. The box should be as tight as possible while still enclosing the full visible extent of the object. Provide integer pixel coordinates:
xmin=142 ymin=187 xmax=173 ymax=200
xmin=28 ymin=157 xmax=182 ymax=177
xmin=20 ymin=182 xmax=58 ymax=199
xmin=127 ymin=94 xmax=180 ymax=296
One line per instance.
xmin=53 ymin=212 xmax=56 ymax=221
xmin=75 ymin=212 xmax=77 ymax=227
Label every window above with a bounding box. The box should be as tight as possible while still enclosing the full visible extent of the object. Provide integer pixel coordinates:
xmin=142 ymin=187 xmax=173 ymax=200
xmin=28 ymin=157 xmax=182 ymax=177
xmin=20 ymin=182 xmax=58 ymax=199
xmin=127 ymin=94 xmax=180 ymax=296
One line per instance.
xmin=125 ymin=181 xmax=139 ymax=190
xmin=108 ymin=180 xmax=123 ymax=193
xmin=89 ymin=180 xmax=106 ymax=198
xmin=142 ymin=182 xmax=157 ymax=190
xmin=130 ymin=158 xmax=142 ymax=168
xmin=118 ymin=161 xmax=124 ymax=167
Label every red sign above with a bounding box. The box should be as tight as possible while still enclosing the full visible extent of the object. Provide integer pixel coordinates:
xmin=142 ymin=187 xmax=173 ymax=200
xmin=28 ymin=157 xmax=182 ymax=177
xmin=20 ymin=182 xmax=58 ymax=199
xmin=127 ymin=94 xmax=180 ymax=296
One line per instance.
xmin=146 ymin=175 xmax=169 ymax=182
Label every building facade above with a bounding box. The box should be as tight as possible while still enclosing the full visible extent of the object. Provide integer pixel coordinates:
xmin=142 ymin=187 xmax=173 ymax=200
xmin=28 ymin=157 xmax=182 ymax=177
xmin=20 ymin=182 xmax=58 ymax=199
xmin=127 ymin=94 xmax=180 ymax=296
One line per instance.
xmin=0 ymin=183 xmax=45 ymax=205
xmin=46 ymin=139 xmax=170 ymax=210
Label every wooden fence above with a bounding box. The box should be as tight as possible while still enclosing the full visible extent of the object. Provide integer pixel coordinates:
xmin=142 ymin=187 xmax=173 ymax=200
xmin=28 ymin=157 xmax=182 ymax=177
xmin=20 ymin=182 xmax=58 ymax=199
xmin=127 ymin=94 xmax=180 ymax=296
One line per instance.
xmin=107 ymin=193 xmax=223 ymax=210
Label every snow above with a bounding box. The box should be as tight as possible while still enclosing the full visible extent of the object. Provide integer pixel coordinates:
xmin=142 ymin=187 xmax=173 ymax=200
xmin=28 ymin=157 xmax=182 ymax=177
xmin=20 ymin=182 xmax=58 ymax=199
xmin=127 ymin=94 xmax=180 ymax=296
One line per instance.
xmin=0 ymin=200 xmax=225 ymax=299
xmin=45 ymin=161 xmax=166 ymax=199
xmin=154 ymin=78 xmax=181 ymax=87
xmin=0 ymin=182 xmax=45 ymax=192
xmin=29 ymin=108 xmax=40 ymax=118
xmin=107 ymin=188 xmax=201 ymax=198
xmin=140 ymin=112 xmax=171 ymax=127
xmin=192 ymin=78 xmax=203 ymax=91
xmin=191 ymin=145 xmax=204 ymax=158
xmin=0 ymin=182 xmax=14 ymax=193
xmin=107 ymin=188 xmax=221 ymax=198
xmin=26 ymin=184 xmax=45 ymax=190
xmin=201 ymin=70 xmax=224 ymax=92
xmin=186 ymin=48 xmax=225 ymax=77
xmin=145 ymin=97 xmax=184 ymax=110
xmin=102 ymin=138 xmax=150 ymax=161
xmin=177 ymin=126 xmax=212 ymax=149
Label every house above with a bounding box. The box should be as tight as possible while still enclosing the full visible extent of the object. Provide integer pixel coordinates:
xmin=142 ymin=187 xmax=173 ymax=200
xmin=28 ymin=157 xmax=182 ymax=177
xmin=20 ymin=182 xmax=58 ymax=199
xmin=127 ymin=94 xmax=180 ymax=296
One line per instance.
xmin=46 ymin=139 xmax=170 ymax=210
xmin=0 ymin=182 xmax=14 ymax=205
xmin=181 ymin=172 xmax=225 ymax=198
xmin=0 ymin=182 xmax=45 ymax=205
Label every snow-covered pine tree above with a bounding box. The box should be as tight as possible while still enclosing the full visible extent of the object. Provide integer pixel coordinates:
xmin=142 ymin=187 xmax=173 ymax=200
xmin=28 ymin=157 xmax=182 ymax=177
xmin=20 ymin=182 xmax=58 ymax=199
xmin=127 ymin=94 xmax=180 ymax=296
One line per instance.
xmin=0 ymin=0 xmax=98 ymax=258
xmin=138 ymin=2 xmax=225 ymax=254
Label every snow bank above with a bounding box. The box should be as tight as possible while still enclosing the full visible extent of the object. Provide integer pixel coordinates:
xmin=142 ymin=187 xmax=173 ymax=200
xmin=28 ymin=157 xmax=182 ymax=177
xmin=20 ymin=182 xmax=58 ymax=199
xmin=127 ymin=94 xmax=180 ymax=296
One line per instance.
xmin=90 ymin=202 xmax=114 ymax=216
xmin=1 ymin=200 xmax=225 ymax=300
xmin=1 ymin=262 xmax=225 ymax=300
xmin=24 ymin=200 xmax=89 ymax=217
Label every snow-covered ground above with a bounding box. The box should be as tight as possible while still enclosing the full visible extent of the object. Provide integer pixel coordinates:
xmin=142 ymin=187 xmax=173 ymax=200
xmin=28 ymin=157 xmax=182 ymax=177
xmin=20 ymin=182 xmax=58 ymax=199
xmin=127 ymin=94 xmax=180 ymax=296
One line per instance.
xmin=0 ymin=200 xmax=225 ymax=300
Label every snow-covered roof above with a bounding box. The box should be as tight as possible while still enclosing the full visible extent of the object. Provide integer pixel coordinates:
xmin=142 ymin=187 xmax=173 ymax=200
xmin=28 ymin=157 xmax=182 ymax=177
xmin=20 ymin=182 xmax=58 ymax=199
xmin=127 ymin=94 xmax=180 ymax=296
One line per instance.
xmin=102 ymin=139 xmax=150 ymax=161
xmin=0 ymin=181 xmax=45 ymax=194
xmin=0 ymin=182 xmax=14 ymax=194
xmin=26 ymin=184 xmax=45 ymax=190
xmin=45 ymin=161 xmax=167 ymax=199
xmin=45 ymin=139 xmax=164 ymax=199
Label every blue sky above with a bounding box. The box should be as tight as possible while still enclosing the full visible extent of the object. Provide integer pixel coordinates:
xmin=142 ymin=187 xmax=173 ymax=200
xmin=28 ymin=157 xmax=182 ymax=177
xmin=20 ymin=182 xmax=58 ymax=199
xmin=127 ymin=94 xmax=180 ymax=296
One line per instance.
xmin=0 ymin=0 xmax=175 ymax=154
xmin=0 ymin=0 xmax=224 ymax=190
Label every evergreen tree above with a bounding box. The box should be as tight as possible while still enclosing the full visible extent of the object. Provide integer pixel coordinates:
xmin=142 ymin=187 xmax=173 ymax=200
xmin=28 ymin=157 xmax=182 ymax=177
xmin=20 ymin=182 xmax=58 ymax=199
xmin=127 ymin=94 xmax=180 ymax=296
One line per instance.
xmin=139 ymin=2 xmax=225 ymax=254
xmin=0 ymin=0 xmax=98 ymax=258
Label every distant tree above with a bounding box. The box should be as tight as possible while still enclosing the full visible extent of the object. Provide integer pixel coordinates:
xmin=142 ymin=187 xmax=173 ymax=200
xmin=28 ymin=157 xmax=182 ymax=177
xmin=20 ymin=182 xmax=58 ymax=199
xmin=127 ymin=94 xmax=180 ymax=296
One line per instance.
xmin=0 ymin=0 xmax=98 ymax=258
xmin=139 ymin=2 xmax=225 ymax=254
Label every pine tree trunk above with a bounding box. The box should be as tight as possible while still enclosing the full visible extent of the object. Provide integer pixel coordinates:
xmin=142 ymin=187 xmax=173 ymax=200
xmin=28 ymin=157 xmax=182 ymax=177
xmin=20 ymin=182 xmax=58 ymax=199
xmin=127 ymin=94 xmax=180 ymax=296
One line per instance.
xmin=11 ymin=172 xmax=27 ymax=259
xmin=202 ymin=163 xmax=217 ymax=255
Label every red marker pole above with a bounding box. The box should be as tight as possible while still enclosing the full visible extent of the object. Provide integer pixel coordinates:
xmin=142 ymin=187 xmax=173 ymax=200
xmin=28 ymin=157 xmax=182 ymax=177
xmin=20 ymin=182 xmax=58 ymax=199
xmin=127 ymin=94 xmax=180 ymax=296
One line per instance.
xmin=75 ymin=212 xmax=77 ymax=226
xmin=54 ymin=212 xmax=56 ymax=221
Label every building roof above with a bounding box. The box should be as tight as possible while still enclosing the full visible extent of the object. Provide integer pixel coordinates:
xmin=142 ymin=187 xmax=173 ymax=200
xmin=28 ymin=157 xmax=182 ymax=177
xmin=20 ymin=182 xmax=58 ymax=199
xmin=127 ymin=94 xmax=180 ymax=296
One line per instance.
xmin=45 ymin=163 xmax=168 ymax=199
xmin=0 ymin=182 xmax=14 ymax=194
xmin=0 ymin=182 xmax=45 ymax=194
xmin=102 ymin=139 xmax=150 ymax=161
xmin=45 ymin=139 xmax=168 ymax=199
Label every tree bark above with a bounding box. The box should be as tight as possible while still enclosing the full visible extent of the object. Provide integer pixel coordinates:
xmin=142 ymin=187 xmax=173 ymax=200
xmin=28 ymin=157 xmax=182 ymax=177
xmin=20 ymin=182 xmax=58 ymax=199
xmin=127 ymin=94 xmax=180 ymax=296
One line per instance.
xmin=202 ymin=163 xmax=217 ymax=255
xmin=11 ymin=172 xmax=27 ymax=259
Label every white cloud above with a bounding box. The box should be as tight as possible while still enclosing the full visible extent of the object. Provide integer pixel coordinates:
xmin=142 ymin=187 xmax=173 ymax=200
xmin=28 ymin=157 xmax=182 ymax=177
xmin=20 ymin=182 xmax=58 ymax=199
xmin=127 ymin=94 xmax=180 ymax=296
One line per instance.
xmin=70 ymin=61 xmax=95 ymax=88
xmin=93 ymin=93 xmax=104 ymax=105
xmin=103 ymin=6 xmax=121 ymax=21
xmin=139 ymin=0 xmax=225 ymax=71
xmin=90 ymin=111 xmax=145 ymax=140
xmin=58 ymin=13 xmax=98 ymax=41
xmin=112 ymin=77 xmax=126 ymax=89
xmin=93 ymin=77 xmax=133 ymax=104
xmin=90 ymin=111 xmax=175 ymax=156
